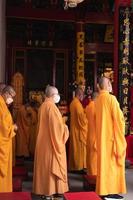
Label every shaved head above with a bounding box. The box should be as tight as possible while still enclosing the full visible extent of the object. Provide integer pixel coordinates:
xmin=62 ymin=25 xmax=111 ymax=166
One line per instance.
xmin=45 ymin=85 xmax=58 ymax=97
xmin=2 ymin=85 xmax=16 ymax=97
xmin=0 ymin=82 xmax=6 ymax=94
xmin=75 ymin=87 xmax=83 ymax=96
xmin=98 ymin=77 xmax=112 ymax=92
xmin=75 ymin=87 xmax=84 ymax=101
xmin=98 ymin=77 xmax=108 ymax=89
xmin=92 ymin=92 xmax=99 ymax=100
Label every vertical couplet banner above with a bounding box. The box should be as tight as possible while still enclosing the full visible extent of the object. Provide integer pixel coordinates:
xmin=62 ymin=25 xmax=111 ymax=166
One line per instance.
xmin=76 ymin=32 xmax=85 ymax=84
xmin=119 ymin=7 xmax=131 ymax=133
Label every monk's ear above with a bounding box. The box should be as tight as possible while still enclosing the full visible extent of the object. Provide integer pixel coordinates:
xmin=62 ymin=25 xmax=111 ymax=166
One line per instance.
xmin=97 ymin=83 xmax=100 ymax=90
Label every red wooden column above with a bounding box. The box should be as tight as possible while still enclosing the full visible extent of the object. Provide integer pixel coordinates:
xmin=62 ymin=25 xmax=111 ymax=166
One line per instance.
xmin=0 ymin=0 xmax=6 ymax=82
xmin=113 ymin=0 xmax=131 ymax=96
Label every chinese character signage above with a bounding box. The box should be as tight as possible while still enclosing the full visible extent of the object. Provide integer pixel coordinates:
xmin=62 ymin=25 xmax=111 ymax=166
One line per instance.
xmin=76 ymin=32 xmax=85 ymax=85
xmin=119 ymin=7 xmax=131 ymax=133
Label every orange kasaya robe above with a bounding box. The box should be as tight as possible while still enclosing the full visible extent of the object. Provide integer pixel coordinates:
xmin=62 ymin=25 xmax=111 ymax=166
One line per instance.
xmin=28 ymin=107 xmax=38 ymax=156
xmin=16 ymin=105 xmax=31 ymax=157
xmin=0 ymin=96 xmax=16 ymax=192
xmin=33 ymin=98 xmax=69 ymax=196
xmin=12 ymin=136 xmax=16 ymax=166
xmin=85 ymin=100 xmax=97 ymax=176
xmin=69 ymin=97 xmax=88 ymax=171
xmin=95 ymin=90 xmax=127 ymax=195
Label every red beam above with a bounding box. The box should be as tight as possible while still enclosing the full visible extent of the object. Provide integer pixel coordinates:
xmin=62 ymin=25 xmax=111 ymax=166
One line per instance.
xmin=6 ymin=7 xmax=76 ymax=22
xmin=6 ymin=7 xmax=114 ymax=24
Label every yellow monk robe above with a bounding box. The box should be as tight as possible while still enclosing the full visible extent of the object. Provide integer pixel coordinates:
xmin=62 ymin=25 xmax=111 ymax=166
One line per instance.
xmin=95 ymin=90 xmax=127 ymax=195
xmin=33 ymin=98 xmax=69 ymax=195
xmin=0 ymin=96 xmax=16 ymax=192
xmin=85 ymin=100 xmax=97 ymax=176
xmin=28 ymin=106 xmax=38 ymax=156
xmin=69 ymin=97 xmax=88 ymax=171
xmin=16 ymin=105 xmax=31 ymax=157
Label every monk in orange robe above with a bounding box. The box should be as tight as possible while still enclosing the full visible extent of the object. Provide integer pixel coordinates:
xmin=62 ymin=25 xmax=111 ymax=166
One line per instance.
xmin=28 ymin=101 xmax=39 ymax=156
xmin=12 ymin=136 xmax=16 ymax=166
xmin=85 ymin=92 xmax=98 ymax=176
xmin=16 ymin=103 xmax=31 ymax=157
xmin=0 ymin=86 xmax=17 ymax=192
xmin=33 ymin=85 xmax=69 ymax=197
xmin=69 ymin=87 xmax=88 ymax=171
xmin=95 ymin=77 xmax=126 ymax=199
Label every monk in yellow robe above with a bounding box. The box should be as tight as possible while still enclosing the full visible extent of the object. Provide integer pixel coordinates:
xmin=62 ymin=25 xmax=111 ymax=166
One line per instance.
xmin=95 ymin=77 xmax=126 ymax=198
xmin=16 ymin=103 xmax=31 ymax=157
xmin=33 ymin=85 xmax=69 ymax=197
xmin=69 ymin=87 xmax=88 ymax=171
xmin=85 ymin=92 xmax=98 ymax=176
xmin=0 ymin=85 xmax=17 ymax=192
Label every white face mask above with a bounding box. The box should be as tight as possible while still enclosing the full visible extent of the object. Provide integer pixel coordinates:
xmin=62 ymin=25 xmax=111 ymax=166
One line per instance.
xmin=6 ymin=97 xmax=13 ymax=105
xmin=53 ymin=94 xmax=60 ymax=104
xmin=108 ymin=83 xmax=112 ymax=93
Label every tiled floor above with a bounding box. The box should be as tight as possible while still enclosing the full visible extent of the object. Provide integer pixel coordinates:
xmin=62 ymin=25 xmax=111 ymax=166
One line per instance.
xmin=123 ymin=168 xmax=133 ymax=200
xmin=21 ymin=160 xmax=133 ymax=200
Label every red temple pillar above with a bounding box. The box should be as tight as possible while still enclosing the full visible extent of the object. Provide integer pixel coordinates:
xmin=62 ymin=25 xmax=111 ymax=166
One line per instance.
xmin=0 ymin=0 xmax=6 ymax=82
